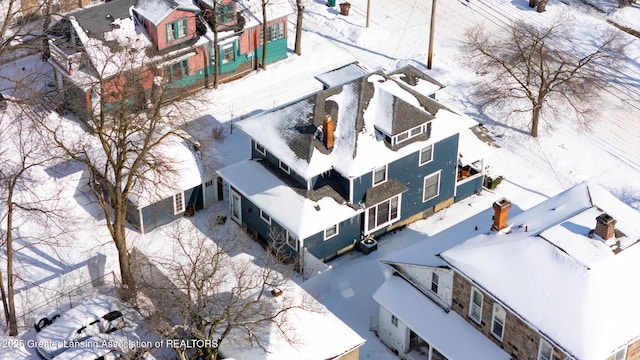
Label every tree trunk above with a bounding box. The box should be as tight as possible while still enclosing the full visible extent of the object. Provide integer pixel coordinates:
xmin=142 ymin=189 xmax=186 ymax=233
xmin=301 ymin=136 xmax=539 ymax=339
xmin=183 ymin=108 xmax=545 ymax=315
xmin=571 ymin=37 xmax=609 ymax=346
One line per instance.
xmin=294 ymin=1 xmax=304 ymax=56
xmin=212 ymin=5 xmax=219 ymax=89
xmin=261 ymin=0 xmax=268 ymax=70
xmin=113 ymin=200 xmax=136 ymax=300
xmin=531 ymin=105 xmax=542 ymax=137
xmin=0 ymin=271 xmax=9 ymax=328
xmin=6 ymin=190 xmax=18 ymax=336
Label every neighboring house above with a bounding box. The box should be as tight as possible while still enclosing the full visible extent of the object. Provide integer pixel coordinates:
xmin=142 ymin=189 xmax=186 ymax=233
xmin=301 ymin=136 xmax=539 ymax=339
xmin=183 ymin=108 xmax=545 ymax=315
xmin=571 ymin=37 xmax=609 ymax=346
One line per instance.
xmin=217 ymin=64 xmax=486 ymax=262
xmin=373 ymin=182 xmax=640 ymax=360
xmin=220 ymin=281 xmax=365 ymax=360
xmin=91 ymin=134 xmax=215 ymax=234
xmin=45 ymin=0 xmax=293 ymax=120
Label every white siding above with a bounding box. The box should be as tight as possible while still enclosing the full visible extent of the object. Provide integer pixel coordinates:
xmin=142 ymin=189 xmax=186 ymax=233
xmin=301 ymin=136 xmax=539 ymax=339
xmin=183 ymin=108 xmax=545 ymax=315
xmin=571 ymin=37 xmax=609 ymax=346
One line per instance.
xmin=378 ymin=306 xmax=410 ymax=354
xmin=396 ymin=264 xmax=454 ymax=307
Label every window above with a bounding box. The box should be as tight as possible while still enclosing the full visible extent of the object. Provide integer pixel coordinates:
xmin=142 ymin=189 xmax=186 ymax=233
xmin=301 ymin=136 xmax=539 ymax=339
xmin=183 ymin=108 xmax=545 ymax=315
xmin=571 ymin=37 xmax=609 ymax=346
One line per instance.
xmin=491 ymin=304 xmax=506 ymax=341
xmin=419 ymin=145 xmax=433 ymax=165
xmin=392 ymin=124 xmax=428 ymax=145
xmin=269 ymin=22 xmax=285 ymax=41
xmin=538 ymin=339 xmax=553 ymax=360
xmin=279 ymin=161 xmax=290 ymax=174
xmin=260 ymin=210 xmax=271 ymax=224
xmin=165 ymin=60 xmax=189 ymax=82
xmin=216 ymin=3 xmax=235 ymax=24
xmin=324 ymin=224 xmax=338 ymax=240
xmin=366 ymin=195 xmax=400 ymax=232
xmin=286 ymin=231 xmax=298 ymax=251
xmin=391 ymin=314 xmax=398 ymax=327
xmin=373 ymin=165 xmax=387 ymax=186
xmin=166 ymin=18 xmax=188 ymax=42
xmin=221 ymin=43 xmax=235 ymax=64
xmin=431 ymin=272 xmax=439 ymax=294
xmin=174 ymin=192 xmax=185 ymax=214
xmin=423 ymin=171 xmax=440 ymax=202
xmin=255 ymin=142 xmax=266 ymax=155
xmin=205 ymin=179 xmax=214 ymax=187
xmin=615 ymin=347 xmax=627 ymax=360
xmin=469 ymin=287 xmax=483 ymax=324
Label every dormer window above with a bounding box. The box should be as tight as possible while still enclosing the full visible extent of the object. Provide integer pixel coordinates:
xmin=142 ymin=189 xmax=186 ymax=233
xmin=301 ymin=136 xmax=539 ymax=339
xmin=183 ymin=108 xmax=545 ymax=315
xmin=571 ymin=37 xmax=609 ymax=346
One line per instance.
xmin=391 ymin=122 xmax=432 ymax=146
xmin=166 ymin=18 xmax=188 ymax=42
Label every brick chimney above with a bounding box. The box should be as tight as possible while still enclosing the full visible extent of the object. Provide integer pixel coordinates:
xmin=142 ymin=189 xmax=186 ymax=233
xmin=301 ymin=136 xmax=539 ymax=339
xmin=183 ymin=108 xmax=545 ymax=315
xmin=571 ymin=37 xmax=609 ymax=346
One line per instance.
xmin=323 ymin=114 xmax=335 ymax=150
xmin=595 ymin=213 xmax=616 ymax=240
xmin=491 ymin=198 xmax=511 ymax=231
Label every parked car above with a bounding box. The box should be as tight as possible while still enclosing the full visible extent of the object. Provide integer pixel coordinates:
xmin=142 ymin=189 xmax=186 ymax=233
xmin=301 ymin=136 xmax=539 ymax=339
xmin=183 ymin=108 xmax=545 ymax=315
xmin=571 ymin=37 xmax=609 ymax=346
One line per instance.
xmin=35 ymin=295 xmax=125 ymax=359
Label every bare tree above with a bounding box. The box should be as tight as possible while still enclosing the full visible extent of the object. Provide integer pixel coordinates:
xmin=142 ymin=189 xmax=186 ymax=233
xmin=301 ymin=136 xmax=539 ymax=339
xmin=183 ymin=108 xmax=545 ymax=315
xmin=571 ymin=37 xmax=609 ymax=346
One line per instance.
xmin=33 ymin=43 xmax=207 ymax=300
xmin=294 ymin=0 xmax=304 ymax=56
xmin=464 ymin=15 xmax=624 ymax=137
xmin=0 ymin=0 xmax=57 ymax=63
xmin=0 ymin=107 xmax=66 ymax=335
xmin=137 ymin=222 xmax=315 ymax=360
xmin=261 ymin=0 xmax=270 ymax=70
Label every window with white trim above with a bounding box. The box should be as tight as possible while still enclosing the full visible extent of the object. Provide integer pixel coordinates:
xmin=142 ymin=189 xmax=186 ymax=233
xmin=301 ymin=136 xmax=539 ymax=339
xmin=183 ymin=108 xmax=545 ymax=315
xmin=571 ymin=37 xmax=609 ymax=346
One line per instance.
xmin=216 ymin=2 xmax=235 ymax=24
xmin=392 ymin=123 xmax=431 ymax=145
xmin=366 ymin=195 xmax=400 ymax=232
xmin=615 ymin=347 xmax=627 ymax=360
xmin=255 ymin=142 xmax=266 ymax=155
xmin=324 ymin=224 xmax=338 ymax=240
xmin=373 ymin=165 xmax=387 ymax=186
xmin=491 ymin=304 xmax=506 ymax=341
xmin=537 ymin=339 xmax=554 ymax=360
xmin=279 ymin=161 xmax=290 ymax=174
xmin=286 ymin=231 xmax=298 ymax=251
xmin=260 ymin=210 xmax=271 ymax=224
xmin=431 ymin=272 xmax=439 ymax=294
xmin=391 ymin=314 xmax=398 ymax=327
xmin=419 ymin=145 xmax=433 ymax=165
xmin=174 ymin=192 xmax=185 ymax=214
xmin=469 ymin=287 xmax=483 ymax=324
xmin=423 ymin=171 xmax=440 ymax=202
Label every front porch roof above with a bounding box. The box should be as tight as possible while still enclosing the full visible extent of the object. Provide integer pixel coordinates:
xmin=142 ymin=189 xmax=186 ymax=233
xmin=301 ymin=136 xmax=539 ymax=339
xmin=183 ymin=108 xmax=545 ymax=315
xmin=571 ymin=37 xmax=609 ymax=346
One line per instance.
xmin=363 ymin=179 xmax=408 ymax=208
xmin=373 ymin=275 xmax=511 ymax=360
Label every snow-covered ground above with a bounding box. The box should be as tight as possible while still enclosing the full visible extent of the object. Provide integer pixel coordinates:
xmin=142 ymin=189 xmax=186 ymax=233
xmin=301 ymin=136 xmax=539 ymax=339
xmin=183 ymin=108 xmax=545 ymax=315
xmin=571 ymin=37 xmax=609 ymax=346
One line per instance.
xmin=0 ymin=0 xmax=639 ymax=358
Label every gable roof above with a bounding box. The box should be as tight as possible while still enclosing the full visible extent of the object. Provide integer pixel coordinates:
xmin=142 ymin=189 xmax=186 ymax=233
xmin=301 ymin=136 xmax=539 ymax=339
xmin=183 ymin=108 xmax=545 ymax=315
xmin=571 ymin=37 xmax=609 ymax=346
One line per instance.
xmin=238 ymin=66 xmax=476 ymax=180
xmin=439 ymin=182 xmax=640 ymax=359
xmin=134 ymin=0 xmax=200 ymax=26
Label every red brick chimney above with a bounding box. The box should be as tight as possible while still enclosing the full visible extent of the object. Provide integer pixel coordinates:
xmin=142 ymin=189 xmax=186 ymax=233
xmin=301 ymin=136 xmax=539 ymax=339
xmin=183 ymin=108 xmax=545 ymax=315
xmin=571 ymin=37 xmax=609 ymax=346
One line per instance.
xmin=492 ymin=198 xmax=511 ymax=231
xmin=323 ymin=114 xmax=335 ymax=150
xmin=595 ymin=213 xmax=616 ymax=240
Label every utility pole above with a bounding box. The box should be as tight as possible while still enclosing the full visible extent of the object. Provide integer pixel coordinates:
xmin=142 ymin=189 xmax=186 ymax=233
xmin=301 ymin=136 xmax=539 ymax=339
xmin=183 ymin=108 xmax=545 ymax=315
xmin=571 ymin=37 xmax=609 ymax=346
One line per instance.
xmin=427 ymin=0 xmax=437 ymax=69
xmin=366 ymin=0 xmax=371 ymax=27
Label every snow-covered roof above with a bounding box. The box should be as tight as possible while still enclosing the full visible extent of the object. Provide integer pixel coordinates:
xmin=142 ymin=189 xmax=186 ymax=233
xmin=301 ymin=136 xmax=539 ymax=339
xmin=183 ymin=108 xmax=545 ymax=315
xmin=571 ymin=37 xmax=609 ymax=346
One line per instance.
xmin=373 ymin=275 xmax=511 ymax=360
xmin=315 ymin=62 xmax=369 ymax=88
xmin=458 ymin=127 xmax=491 ymax=166
xmin=238 ymin=67 xmax=477 ymax=180
xmin=440 ymin=182 xmax=640 ymax=359
xmin=134 ymin=0 xmax=200 ymax=26
xmin=222 ymin=289 xmax=366 ymax=359
xmin=217 ymin=159 xmax=362 ymax=239
xmin=237 ymin=0 xmax=294 ymax=29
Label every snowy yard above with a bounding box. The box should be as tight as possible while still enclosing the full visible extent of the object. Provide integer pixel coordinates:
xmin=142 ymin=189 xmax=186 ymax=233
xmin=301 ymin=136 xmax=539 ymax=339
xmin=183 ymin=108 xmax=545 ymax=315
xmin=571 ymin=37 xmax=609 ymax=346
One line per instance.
xmin=0 ymin=0 xmax=639 ymax=358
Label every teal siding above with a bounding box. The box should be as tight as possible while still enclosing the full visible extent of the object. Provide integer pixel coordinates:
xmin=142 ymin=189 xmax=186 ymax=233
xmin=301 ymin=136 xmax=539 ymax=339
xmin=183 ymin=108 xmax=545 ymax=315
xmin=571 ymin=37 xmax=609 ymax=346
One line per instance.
xmin=256 ymin=37 xmax=288 ymax=65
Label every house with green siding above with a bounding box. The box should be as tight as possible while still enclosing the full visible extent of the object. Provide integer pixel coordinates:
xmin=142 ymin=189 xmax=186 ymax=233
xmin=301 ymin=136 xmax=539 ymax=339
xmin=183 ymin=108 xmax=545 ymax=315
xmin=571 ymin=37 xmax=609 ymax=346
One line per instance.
xmin=46 ymin=0 xmax=293 ymax=120
xmin=217 ymin=64 xmax=487 ymax=263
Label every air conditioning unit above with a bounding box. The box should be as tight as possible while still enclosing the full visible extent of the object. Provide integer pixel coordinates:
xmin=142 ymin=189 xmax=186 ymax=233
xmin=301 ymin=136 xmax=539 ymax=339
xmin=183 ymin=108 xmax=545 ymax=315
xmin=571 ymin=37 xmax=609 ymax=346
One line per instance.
xmin=358 ymin=237 xmax=378 ymax=255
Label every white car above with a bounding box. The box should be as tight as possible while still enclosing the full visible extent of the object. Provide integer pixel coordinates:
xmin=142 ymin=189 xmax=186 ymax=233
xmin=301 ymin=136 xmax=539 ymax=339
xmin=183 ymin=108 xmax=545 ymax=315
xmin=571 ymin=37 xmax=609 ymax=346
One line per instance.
xmin=35 ymin=295 xmax=125 ymax=359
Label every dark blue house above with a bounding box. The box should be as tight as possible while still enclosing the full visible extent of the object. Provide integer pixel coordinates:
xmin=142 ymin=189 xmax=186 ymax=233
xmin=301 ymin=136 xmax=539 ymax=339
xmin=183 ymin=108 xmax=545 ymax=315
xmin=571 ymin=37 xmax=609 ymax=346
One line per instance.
xmin=218 ymin=65 xmax=485 ymax=262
